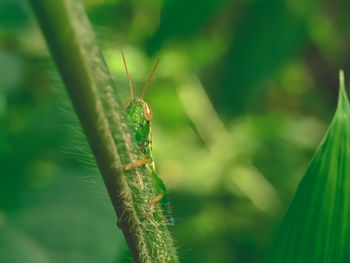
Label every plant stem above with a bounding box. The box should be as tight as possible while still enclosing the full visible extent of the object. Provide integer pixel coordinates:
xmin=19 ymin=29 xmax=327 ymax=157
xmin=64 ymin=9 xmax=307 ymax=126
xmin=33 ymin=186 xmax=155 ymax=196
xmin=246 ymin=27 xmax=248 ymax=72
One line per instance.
xmin=29 ymin=0 xmax=179 ymax=262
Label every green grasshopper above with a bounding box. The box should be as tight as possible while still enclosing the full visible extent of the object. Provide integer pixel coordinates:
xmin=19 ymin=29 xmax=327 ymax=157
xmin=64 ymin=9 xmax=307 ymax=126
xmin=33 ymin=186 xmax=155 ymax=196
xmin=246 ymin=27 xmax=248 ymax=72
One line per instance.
xmin=121 ymin=51 xmax=173 ymax=224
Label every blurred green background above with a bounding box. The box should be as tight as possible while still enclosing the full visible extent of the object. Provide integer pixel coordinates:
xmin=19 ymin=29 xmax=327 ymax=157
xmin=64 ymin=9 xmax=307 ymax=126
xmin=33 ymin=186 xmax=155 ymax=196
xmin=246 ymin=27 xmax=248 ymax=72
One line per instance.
xmin=1 ymin=0 xmax=349 ymax=262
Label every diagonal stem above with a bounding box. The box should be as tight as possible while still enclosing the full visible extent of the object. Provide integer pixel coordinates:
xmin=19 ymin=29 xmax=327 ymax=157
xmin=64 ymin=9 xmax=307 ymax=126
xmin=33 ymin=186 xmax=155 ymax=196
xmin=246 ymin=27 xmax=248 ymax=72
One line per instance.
xmin=29 ymin=0 xmax=179 ymax=262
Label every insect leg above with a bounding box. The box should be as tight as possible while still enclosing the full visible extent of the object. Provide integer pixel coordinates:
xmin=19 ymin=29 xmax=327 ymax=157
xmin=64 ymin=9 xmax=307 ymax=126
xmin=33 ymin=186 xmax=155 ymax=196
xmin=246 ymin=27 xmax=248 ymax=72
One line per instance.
xmin=147 ymin=193 xmax=164 ymax=217
xmin=124 ymin=158 xmax=152 ymax=170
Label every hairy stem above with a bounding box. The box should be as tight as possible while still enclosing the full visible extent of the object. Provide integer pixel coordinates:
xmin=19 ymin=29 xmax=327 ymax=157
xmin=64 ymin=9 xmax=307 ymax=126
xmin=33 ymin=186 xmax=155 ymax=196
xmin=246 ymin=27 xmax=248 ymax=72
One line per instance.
xmin=29 ymin=0 xmax=179 ymax=262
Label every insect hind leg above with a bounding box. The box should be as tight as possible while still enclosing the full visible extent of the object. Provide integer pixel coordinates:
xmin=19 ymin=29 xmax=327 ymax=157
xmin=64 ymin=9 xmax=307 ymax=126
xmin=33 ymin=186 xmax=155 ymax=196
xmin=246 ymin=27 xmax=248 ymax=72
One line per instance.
xmin=147 ymin=193 xmax=163 ymax=218
xmin=124 ymin=158 xmax=152 ymax=170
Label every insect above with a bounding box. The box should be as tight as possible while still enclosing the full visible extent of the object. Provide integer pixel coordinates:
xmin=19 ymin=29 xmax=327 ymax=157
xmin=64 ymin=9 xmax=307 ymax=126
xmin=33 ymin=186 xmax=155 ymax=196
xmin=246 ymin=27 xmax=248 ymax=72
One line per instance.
xmin=121 ymin=51 xmax=173 ymax=224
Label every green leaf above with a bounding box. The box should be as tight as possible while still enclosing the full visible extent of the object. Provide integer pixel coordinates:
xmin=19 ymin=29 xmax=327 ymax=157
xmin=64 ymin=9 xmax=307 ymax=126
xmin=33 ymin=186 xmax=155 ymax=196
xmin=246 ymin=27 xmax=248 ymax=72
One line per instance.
xmin=267 ymin=70 xmax=350 ymax=262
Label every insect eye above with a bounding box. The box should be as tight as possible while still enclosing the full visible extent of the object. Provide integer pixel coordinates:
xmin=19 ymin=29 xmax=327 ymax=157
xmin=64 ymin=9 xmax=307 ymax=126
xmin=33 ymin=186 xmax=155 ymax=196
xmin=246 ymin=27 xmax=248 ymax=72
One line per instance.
xmin=143 ymin=102 xmax=153 ymax=121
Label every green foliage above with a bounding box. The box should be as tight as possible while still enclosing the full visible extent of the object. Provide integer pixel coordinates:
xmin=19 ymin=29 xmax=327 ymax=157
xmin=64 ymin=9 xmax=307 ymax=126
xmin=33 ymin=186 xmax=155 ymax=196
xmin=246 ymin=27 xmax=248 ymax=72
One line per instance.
xmin=1 ymin=0 xmax=350 ymax=262
xmin=0 ymin=172 xmax=124 ymax=263
xmin=268 ymin=72 xmax=350 ymax=262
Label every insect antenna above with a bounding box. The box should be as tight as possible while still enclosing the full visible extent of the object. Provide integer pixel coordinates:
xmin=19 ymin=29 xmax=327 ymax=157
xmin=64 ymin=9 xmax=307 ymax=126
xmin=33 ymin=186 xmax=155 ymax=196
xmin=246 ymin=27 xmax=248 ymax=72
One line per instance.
xmin=121 ymin=50 xmax=134 ymax=100
xmin=141 ymin=57 xmax=160 ymax=100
